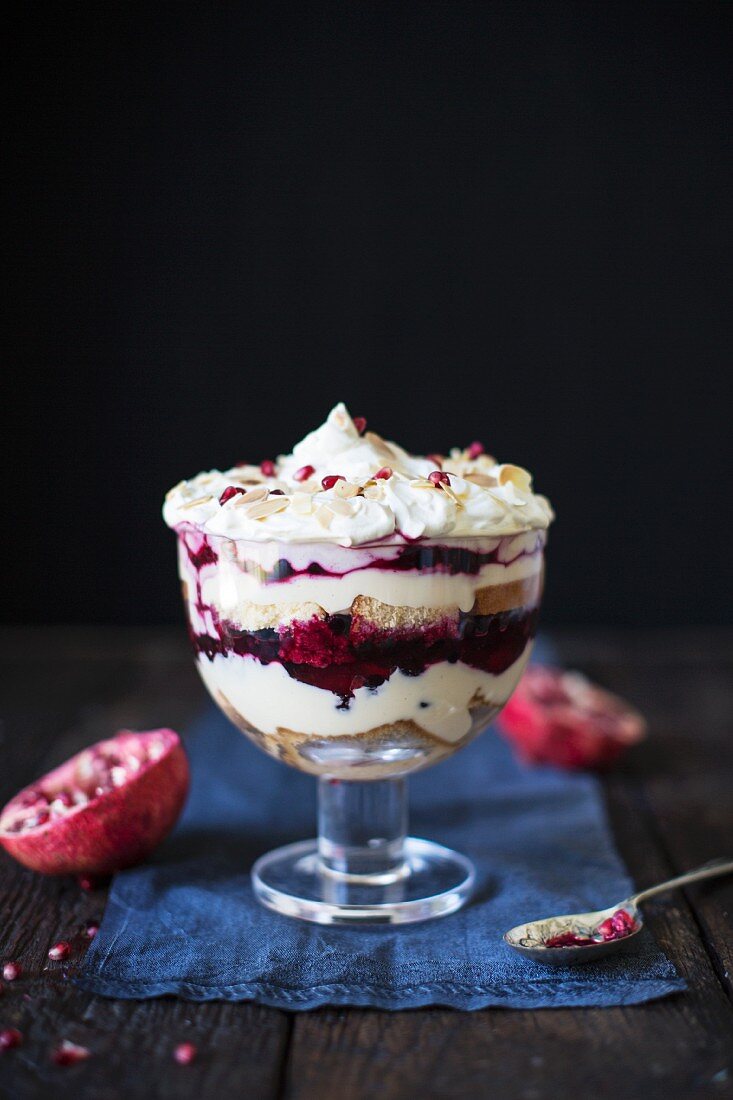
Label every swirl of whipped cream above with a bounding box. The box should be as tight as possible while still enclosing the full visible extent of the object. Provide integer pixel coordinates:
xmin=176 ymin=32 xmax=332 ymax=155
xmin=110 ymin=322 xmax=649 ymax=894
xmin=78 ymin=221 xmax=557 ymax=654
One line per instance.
xmin=163 ymin=403 xmax=553 ymax=545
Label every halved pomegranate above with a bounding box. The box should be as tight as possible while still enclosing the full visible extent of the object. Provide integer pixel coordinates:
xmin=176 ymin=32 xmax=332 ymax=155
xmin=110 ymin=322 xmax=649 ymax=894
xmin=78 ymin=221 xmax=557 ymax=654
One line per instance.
xmin=0 ymin=729 xmax=189 ymax=875
xmin=498 ymin=666 xmax=646 ymax=770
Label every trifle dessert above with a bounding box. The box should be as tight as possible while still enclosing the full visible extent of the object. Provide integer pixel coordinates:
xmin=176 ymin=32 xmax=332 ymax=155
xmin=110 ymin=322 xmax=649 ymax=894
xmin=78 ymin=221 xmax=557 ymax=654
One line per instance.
xmin=164 ymin=404 xmax=553 ymax=781
xmin=164 ymin=404 xmax=552 ymax=923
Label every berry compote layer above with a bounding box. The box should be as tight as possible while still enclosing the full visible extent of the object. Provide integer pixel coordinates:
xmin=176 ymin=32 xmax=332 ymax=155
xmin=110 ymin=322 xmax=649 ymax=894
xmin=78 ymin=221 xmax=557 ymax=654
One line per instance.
xmin=177 ymin=529 xmax=545 ymax=778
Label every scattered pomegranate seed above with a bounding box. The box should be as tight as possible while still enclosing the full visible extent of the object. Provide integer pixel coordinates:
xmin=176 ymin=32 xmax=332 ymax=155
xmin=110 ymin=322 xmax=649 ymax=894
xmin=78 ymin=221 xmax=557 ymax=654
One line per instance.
xmin=467 ymin=441 xmax=484 ymax=460
xmin=0 ymin=1028 xmax=22 ymax=1051
xmin=48 ymin=942 xmax=72 ymax=961
xmin=353 ymin=416 xmax=367 ymax=434
xmin=374 ymin=467 xmax=392 ymax=480
xmin=173 ymin=1042 xmax=197 ymax=1065
xmin=2 ymin=962 xmax=21 ymax=982
xmin=426 ymin=453 xmax=443 ymax=468
xmin=85 ymin=924 xmax=99 ymax=939
xmin=52 ymin=1040 xmax=91 ymax=1066
xmin=260 ymin=459 xmax=276 ymax=477
xmin=218 ymin=486 xmax=245 ymax=506
xmin=321 ymin=475 xmax=345 ymax=491
xmin=270 ymin=489 xmax=285 ymax=495
xmin=293 ymin=465 xmax=315 ymax=482
xmin=428 ymin=470 xmax=450 ymax=487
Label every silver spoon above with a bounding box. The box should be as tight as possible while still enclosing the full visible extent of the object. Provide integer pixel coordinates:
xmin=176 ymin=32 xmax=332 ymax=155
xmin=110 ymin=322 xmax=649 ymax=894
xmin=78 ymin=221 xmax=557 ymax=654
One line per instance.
xmin=504 ymin=857 xmax=733 ymax=965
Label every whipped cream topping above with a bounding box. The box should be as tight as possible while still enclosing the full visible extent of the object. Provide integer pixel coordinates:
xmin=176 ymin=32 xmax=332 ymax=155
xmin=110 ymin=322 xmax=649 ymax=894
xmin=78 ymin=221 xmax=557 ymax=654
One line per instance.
xmin=163 ymin=403 xmax=553 ymax=546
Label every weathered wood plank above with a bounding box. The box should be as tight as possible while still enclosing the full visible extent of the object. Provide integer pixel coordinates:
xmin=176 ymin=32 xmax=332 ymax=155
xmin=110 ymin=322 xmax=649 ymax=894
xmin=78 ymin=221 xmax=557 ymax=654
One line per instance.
xmin=283 ymin=631 xmax=733 ymax=1100
xmin=0 ymin=628 xmax=289 ymax=1100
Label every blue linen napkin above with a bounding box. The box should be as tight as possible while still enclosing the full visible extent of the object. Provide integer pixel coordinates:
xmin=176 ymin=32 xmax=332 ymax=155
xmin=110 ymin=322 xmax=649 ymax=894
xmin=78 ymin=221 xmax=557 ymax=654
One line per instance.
xmin=78 ymin=651 xmax=684 ymax=1010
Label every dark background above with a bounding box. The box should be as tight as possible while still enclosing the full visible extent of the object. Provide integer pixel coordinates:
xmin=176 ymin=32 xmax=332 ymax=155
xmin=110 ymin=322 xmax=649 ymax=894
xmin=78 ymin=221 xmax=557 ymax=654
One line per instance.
xmin=5 ymin=1 xmax=731 ymax=627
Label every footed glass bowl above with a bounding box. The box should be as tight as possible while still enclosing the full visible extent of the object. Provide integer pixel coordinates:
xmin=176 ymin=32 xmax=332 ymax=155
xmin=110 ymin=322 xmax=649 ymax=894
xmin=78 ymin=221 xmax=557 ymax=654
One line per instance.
xmin=175 ymin=526 xmax=545 ymax=924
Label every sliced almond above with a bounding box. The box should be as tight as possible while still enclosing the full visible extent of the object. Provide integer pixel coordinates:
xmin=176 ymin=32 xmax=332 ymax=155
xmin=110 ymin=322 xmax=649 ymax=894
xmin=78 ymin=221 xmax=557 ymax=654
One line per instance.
xmin=363 ymin=484 xmax=384 ymax=501
xmin=291 ymin=491 xmax=314 ymax=515
xmin=315 ymin=505 xmax=333 ymax=528
xmin=181 ymin=495 xmax=213 ymax=510
xmin=498 ymin=464 xmax=532 ymax=492
xmin=441 ymin=483 xmax=464 ymax=507
xmin=364 ymin=431 xmax=395 ymax=460
xmin=409 ymin=478 xmax=435 ymax=490
xmin=326 ymin=498 xmax=353 ymax=516
xmin=333 ymin=480 xmax=360 ymax=499
xmin=465 ymin=472 xmax=498 ymax=488
xmin=233 ymin=485 xmax=269 ymax=506
xmin=245 ymin=497 xmax=290 ymax=520
xmin=165 ymin=480 xmax=186 ymax=499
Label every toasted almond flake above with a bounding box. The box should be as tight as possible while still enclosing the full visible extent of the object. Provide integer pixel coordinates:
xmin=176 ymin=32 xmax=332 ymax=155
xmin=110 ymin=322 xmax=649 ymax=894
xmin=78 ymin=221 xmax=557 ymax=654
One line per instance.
xmin=333 ymin=480 xmax=360 ymax=499
xmin=326 ymin=498 xmax=354 ymax=516
xmin=498 ymin=464 xmax=532 ymax=492
xmin=246 ymin=498 xmax=290 ymax=520
xmin=363 ymin=484 xmax=384 ymax=501
xmin=441 ymin=484 xmax=464 ymax=507
xmin=409 ymin=478 xmax=436 ymax=490
xmin=233 ymin=485 xmax=269 ymax=506
xmin=181 ymin=495 xmax=213 ymax=509
xmin=291 ymin=492 xmax=314 ymax=515
xmin=315 ymin=505 xmax=333 ymax=528
xmin=465 ymin=473 xmax=498 ymax=488
xmin=364 ymin=431 xmax=395 ymax=460
xmin=165 ymin=480 xmax=186 ymax=499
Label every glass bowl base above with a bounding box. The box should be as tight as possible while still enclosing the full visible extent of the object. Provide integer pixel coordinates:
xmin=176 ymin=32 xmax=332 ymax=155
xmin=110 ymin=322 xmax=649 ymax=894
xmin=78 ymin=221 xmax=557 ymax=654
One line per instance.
xmin=252 ymin=838 xmax=475 ymax=925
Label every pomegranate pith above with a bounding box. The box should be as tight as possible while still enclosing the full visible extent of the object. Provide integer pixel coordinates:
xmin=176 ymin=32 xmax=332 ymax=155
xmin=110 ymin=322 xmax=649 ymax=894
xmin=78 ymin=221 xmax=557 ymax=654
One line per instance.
xmin=0 ymin=730 xmax=189 ymax=875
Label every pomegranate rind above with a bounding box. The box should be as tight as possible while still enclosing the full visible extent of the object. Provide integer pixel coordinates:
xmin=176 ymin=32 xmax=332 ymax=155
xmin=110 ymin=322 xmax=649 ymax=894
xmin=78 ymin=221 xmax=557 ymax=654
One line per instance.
xmin=498 ymin=667 xmax=646 ymax=771
xmin=0 ymin=729 xmax=189 ymax=875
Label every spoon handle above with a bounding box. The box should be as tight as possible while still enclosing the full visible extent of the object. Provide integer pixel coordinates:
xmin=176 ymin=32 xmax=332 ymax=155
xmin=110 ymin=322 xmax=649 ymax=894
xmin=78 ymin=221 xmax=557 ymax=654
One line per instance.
xmin=631 ymin=857 xmax=733 ymax=906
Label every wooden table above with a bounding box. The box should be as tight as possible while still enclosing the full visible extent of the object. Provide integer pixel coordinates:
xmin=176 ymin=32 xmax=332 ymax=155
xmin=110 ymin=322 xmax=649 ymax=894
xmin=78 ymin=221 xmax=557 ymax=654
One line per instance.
xmin=1 ymin=627 xmax=731 ymax=1099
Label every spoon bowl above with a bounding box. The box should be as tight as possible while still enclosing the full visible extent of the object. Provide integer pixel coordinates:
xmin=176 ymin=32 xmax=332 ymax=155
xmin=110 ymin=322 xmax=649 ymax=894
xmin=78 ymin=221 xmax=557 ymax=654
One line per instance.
xmin=504 ymin=901 xmax=643 ymax=965
xmin=504 ymin=857 xmax=733 ymax=966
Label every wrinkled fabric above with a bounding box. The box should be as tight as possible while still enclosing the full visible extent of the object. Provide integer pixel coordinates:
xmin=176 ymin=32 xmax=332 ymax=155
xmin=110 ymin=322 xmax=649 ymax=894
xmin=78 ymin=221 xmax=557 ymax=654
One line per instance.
xmin=79 ymin=646 xmax=683 ymax=1010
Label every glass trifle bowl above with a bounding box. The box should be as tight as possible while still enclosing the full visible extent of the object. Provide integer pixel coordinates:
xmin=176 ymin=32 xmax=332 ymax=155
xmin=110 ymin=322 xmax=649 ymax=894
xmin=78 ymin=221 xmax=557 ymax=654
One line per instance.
xmin=164 ymin=405 xmax=552 ymax=924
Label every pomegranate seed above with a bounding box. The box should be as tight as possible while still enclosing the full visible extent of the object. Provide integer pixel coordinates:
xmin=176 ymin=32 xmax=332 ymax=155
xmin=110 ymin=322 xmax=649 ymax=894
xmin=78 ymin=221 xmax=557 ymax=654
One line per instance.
xmin=426 ymin=453 xmax=443 ymax=468
xmin=260 ymin=459 xmax=276 ymax=477
xmin=85 ymin=923 xmax=99 ymax=939
xmin=0 ymin=1028 xmax=22 ymax=1051
xmin=321 ymin=475 xmax=345 ymax=491
xmin=353 ymin=416 xmax=367 ymax=434
xmin=428 ymin=470 xmax=450 ymax=487
xmin=48 ymin=942 xmax=72 ymax=961
xmin=173 ymin=1042 xmax=197 ymax=1065
xmin=270 ymin=489 xmax=285 ymax=495
xmin=53 ymin=790 xmax=74 ymax=807
xmin=467 ymin=441 xmax=484 ymax=460
xmin=218 ymin=486 xmax=245 ymax=505
xmin=293 ymin=465 xmax=315 ymax=482
xmin=52 ymin=1040 xmax=90 ymax=1066
xmin=374 ymin=467 xmax=392 ymax=480
xmin=3 ymin=962 xmax=22 ymax=982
